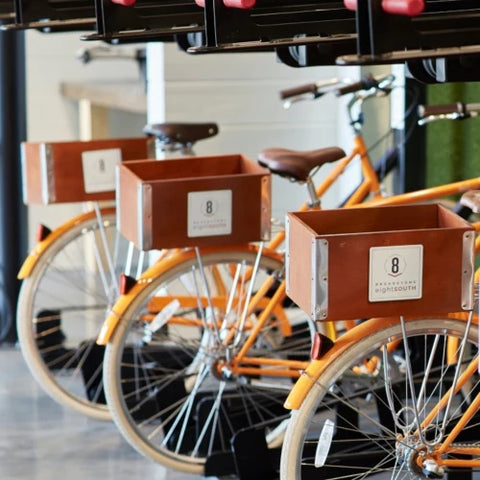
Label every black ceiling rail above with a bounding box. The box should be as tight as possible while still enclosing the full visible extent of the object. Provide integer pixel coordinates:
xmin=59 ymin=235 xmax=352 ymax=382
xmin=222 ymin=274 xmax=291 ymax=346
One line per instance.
xmin=82 ymin=0 xmax=204 ymax=43
xmin=1 ymin=0 xmax=95 ymax=32
xmin=189 ymin=0 xmax=357 ymax=54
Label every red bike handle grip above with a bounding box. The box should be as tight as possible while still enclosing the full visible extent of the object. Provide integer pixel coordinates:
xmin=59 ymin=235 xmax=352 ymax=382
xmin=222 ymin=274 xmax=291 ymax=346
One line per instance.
xmin=195 ymin=0 xmax=256 ymax=7
xmin=110 ymin=0 xmax=137 ymax=6
xmin=344 ymin=0 xmax=424 ymax=16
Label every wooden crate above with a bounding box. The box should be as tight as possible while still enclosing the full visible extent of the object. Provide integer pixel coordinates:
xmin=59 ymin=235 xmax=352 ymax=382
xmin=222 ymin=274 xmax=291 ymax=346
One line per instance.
xmin=21 ymin=137 xmax=155 ymax=204
xmin=117 ymin=154 xmax=271 ymax=250
xmin=286 ymin=204 xmax=474 ymax=321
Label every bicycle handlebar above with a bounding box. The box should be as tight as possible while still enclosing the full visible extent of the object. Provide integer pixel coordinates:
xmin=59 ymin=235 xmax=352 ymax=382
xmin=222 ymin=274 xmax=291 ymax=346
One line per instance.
xmin=334 ymin=74 xmax=379 ymax=96
xmin=418 ymin=103 xmax=465 ymax=118
xmin=280 ymin=83 xmax=322 ymax=100
xmin=280 ymin=74 xmax=394 ymax=107
xmin=280 ymin=78 xmax=341 ymax=102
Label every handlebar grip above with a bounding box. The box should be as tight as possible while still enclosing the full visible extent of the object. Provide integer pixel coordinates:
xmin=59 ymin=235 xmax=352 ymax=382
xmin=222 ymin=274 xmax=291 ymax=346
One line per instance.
xmin=344 ymin=0 xmax=357 ymax=10
xmin=195 ymin=0 xmax=255 ymax=7
xmin=280 ymin=83 xmax=320 ymax=100
xmin=344 ymin=0 xmax=424 ymax=15
xmin=382 ymin=0 xmax=424 ymax=16
xmin=335 ymin=75 xmax=378 ymax=96
xmin=110 ymin=0 xmax=137 ymax=5
xmin=223 ymin=0 xmax=256 ymax=7
xmin=418 ymin=103 xmax=465 ymax=118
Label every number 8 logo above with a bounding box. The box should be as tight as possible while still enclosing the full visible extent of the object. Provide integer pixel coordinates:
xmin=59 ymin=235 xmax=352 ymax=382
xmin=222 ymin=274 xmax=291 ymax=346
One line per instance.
xmin=202 ymin=198 xmax=217 ymax=217
xmin=391 ymin=256 xmax=400 ymax=274
xmin=385 ymin=253 xmax=406 ymax=277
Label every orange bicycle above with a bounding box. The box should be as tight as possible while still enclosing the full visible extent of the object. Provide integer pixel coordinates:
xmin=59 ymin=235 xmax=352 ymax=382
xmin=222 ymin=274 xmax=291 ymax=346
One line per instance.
xmin=16 ymin=123 xmax=218 ymax=421
xmin=281 ymin=101 xmax=480 ymax=480
xmin=97 ymin=85 xmax=480 ymax=474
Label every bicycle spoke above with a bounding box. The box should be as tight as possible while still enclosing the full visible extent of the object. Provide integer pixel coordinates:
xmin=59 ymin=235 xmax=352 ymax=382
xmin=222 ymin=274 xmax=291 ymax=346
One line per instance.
xmin=281 ymin=317 xmax=480 ymax=480
xmin=17 ymin=210 xmax=130 ymax=419
xmin=103 ymin=248 xmax=309 ymax=473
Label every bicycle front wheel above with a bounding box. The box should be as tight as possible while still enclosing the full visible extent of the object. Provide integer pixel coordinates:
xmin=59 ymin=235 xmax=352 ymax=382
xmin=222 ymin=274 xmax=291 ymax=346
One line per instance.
xmin=281 ymin=315 xmax=480 ymax=480
xmin=103 ymin=246 xmax=314 ymax=474
xmin=17 ymin=209 xmax=135 ymax=421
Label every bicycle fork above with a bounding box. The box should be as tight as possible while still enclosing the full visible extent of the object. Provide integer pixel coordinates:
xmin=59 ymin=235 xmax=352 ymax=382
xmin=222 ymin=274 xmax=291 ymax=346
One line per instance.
xmin=383 ymin=312 xmax=480 ymax=477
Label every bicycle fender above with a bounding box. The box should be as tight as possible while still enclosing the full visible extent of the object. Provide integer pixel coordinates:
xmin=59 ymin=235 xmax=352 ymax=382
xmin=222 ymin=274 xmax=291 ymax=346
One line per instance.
xmin=17 ymin=208 xmax=116 ymax=279
xmin=96 ymin=267 xmax=166 ymax=345
xmin=284 ymin=316 xmax=419 ymax=410
xmin=285 ymin=313 xmax=475 ymax=410
xmin=97 ymin=244 xmax=285 ymax=345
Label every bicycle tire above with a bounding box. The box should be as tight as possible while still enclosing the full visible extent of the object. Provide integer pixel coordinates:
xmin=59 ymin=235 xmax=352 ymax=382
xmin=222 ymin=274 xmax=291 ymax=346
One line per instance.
xmin=16 ymin=210 xmax=135 ymax=421
xmin=280 ymin=315 xmax=480 ymax=479
xmin=103 ymin=246 xmax=314 ymax=474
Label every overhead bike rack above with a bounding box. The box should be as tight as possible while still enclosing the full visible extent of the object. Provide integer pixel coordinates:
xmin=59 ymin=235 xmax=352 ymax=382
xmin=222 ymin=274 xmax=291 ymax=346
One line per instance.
xmin=337 ymin=0 xmax=480 ymax=65
xmin=188 ymin=0 xmax=356 ymax=54
xmin=0 ymin=0 xmax=14 ymax=21
xmin=275 ymin=38 xmax=357 ymax=67
xmin=82 ymin=0 xmax=205 ymax=44
xmin=2 ymin=0 xmax=95 ymax=32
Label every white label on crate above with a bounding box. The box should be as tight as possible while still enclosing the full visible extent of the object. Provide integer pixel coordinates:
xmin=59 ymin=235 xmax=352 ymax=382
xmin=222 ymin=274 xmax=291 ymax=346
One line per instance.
xmin=81 ymin=148 xmax=122 ymax=193
xmin=369 ymin=244 xmax=423 ymax=302
xmin=188 ymin=190 xmax=232 ymax=237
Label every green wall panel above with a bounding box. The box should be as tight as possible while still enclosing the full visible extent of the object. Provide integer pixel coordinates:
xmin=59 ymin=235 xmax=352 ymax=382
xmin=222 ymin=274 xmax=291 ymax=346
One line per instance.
xmin=426 ymin=82 xmax=480 ymax=189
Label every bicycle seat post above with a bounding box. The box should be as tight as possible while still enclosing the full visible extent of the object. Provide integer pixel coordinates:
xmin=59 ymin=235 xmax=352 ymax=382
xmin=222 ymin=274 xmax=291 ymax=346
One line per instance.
xmin=305 ymin=175 xmax=320 ymax=208
xmin=156 ymin=139 xmax=193 ymax=159
xmin=142 ymin=122 xmax=219 ymax=160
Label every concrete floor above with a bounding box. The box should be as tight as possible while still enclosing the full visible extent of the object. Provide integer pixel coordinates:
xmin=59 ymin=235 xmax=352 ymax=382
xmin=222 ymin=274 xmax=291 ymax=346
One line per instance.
xmin=0 ymin=346 xmax=208 ymax=480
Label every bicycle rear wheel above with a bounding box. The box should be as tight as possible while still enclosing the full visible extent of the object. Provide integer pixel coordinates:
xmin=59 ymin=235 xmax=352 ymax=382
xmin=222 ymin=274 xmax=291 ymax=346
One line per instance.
xmin=281 ymin=315 xmax=480 ymax=480
xmin=17 ymin=209 xmax=136 ymax=421
xmin=103 ymin=246 xmax=314 ymax=474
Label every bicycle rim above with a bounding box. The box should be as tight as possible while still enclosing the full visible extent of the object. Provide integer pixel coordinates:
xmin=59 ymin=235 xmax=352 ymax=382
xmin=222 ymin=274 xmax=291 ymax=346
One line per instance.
xmin=17 ymin=210 xmax=137 ymax=421
xmin=281 ymin=316 xmax=480 ymax=480
xmin=104 ymin=247 xmax=314 ymax=474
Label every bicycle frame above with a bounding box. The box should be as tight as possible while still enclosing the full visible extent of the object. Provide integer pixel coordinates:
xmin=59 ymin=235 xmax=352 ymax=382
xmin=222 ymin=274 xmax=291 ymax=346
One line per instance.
xmin=97 ymin=130 xmax=480 ymax=384
xmin=96 ymin=130 xmax=383 ymax=346
xmin=215 ymin=188 xmax=480 ymax=380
